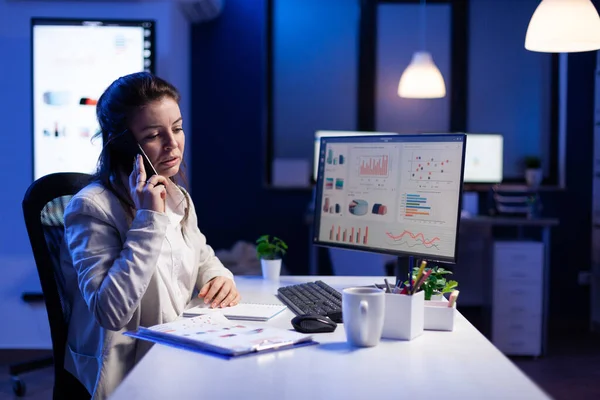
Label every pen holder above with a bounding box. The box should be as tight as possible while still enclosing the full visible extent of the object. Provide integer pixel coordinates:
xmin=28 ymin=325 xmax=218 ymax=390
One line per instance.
xmin=381 ymin=290 xmax=424 ymax=341
xmin=424 ymin=297 xmax=456 ymax=331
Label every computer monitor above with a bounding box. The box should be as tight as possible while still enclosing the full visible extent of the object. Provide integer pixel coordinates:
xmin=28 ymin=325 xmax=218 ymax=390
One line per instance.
xmin=312 ymin=134 xmax=466 ymax=263
xmin=313 ymin=130 xmax=397 ymax=182
xmin=32 ymin=18 xmax=155 ymax=180
xmin=463 ymin=133 xmax=503 ymax=183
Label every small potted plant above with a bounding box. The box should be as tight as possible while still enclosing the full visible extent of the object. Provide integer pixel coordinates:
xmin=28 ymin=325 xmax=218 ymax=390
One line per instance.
xmin=408 ymin=265 xmax=458 ymax=301
xmin=524 ymin=156 xmax=543 ymax=188
xmin=255 ymin=235 xmax=288 ymax=280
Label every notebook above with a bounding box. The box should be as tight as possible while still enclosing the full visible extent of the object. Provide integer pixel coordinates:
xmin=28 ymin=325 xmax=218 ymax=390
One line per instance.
xmin=182 ymin=301 xmax=287 ymax=321
xmin=125 ymin=312 xmax=317 ymax=358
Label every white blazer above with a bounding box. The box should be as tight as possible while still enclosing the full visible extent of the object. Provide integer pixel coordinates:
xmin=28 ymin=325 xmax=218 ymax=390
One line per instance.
xmin=59 ymin=181 xmax=233 ymax=399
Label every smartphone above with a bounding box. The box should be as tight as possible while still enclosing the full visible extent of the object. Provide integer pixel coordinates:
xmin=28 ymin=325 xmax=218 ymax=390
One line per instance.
xmin=136 ymin=143 xmax=159 ymax=178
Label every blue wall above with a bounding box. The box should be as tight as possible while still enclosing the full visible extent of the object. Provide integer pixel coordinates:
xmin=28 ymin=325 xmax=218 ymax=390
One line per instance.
xmin=190 ymin=0 xmax=312 ymax=274
xmin=468 ymin=0 xmax=552 ymax=178
xmin=274 ymin=0 xmax=359 ymax=160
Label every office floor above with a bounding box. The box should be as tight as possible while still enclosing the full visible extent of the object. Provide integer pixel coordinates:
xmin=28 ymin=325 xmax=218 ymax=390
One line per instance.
xmin=0 ymin=350 xmax=52 ymax=400
xmin=512 ymin=334 xmax=600 ymax=400
xmin=1 ymin=321 xmax=600 ymax=400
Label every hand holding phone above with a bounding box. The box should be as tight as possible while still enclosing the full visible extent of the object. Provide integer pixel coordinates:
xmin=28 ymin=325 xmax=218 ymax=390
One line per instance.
xmin=112 ymin=130 xmax=168 ymax=212
xmin=129 ymin=154 xmax=169 ymax=213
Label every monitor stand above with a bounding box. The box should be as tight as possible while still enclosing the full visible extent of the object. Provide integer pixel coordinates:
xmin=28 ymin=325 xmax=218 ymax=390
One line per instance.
xmin=394 ymin=255 xmax=416 ymax=289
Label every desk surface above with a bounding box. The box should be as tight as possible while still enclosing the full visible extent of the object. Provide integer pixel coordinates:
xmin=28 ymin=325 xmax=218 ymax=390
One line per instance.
xmin=110 ymin=276 xmax=549 ymax=400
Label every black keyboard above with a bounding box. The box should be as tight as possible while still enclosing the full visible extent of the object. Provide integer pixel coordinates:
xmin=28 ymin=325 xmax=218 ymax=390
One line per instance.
xmin=277 ymin=280 xmax=343 ymax=323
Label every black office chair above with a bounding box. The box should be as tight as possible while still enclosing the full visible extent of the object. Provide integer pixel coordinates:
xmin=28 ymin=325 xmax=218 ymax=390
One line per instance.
xmin=13 ymin=172 xmax=92 ymax=399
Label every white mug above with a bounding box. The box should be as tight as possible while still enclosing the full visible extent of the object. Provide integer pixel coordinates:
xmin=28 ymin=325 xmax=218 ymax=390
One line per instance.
xmin=342 ymin=287 xmax=385 ymax=347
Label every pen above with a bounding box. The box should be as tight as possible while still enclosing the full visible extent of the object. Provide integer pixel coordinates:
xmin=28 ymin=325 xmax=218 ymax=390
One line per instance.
xmin=415 ymin=260 xmax=427 ymax=284
xmin=384 ymin=278 xmax=392 ymax=293
xmin=413 ymin=269 xmax=433 ymax=293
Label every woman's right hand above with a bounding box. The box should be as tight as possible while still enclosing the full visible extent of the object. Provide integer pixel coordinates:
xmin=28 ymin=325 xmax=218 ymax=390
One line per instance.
xmin=128 ymin=154 xmax=169 ymax=213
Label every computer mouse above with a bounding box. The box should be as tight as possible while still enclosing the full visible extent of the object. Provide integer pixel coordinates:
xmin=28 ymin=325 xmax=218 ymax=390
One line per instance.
xmin=291 ymin=314 xmax=337 ymax=334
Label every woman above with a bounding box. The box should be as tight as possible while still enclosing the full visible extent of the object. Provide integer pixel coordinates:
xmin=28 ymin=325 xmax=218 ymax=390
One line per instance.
xmin=60 ymin=72 xmax=239 ymax=399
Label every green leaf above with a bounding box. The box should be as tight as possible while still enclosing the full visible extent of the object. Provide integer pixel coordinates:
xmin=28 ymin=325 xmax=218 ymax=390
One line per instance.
xmin=435 ymin=268 xmax=452 ymax=275
xmin=256 ymin=242 xmax=270 ymax=253
xmin=441 ymin=281 xmax=458 ymax=293
xmin=256 ymin=235 xmax=270 ymax=244
xmin=256 ymin=234 xmax=288 ymax=259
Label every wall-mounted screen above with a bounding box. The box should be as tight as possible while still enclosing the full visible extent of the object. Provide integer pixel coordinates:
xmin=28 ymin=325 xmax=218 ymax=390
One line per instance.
xmin=32 ymin=18 xmax=155 ymax=180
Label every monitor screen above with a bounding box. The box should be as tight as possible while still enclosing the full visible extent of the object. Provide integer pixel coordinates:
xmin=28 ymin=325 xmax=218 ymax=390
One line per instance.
xmin=313 ymin=134 xmax=466 ymax=263
xmin=463 ymin=133 xmax=503 ymax=183
xmin=313 ymin=130 xmax=397 ymax=182
xmin=32 ymin=18 xmax=155 ymax=180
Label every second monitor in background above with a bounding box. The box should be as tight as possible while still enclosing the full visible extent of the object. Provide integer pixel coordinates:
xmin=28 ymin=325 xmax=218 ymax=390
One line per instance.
xmin=463 ymin=133 xmax=503 ymax=184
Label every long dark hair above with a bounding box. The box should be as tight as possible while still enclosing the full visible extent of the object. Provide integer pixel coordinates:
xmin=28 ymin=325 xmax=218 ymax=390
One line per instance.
xmin=92 ymin=72 xmax=189 ymax=221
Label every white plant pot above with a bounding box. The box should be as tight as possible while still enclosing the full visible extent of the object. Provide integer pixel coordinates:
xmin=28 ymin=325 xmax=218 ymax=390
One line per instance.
xmin=525 ymin=168 xmax=543 ymax=188
xmin=260 ymin=258 xmax=282 ymax=280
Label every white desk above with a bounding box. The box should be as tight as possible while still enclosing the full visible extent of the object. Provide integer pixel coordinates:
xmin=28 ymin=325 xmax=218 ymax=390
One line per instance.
xmin=110 ymin=276 xmax=549 ymax=400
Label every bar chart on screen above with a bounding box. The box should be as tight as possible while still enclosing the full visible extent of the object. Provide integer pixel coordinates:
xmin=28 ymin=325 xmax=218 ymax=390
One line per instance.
xmin=350 ymin=147 xmax=398 ymax=186
xmin=398 ymin=192 xmax=457 ymax=226
xmin=402 ymin=193 xmax=432 ymax=218
xmin=326 ymin=224 xmax=370 ymax=245
xmin=358 ymin=154 xmax=389 ymax=177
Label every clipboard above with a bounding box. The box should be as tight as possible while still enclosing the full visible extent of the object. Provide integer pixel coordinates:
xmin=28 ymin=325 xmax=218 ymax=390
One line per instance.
xmin=125 ymin=312 xmax=317 ymax=359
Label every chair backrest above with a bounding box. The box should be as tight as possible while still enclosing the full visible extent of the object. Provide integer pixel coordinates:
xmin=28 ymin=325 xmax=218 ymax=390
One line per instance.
xmin=22 ymin=172 xmax=92 ymax=398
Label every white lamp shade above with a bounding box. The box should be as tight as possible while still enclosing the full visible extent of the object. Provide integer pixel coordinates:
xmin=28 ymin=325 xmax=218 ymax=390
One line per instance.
xmin=398 ymin=51 xmax=446 ymax=99
xmin=525 ymin=0 xmax=600 ymax=52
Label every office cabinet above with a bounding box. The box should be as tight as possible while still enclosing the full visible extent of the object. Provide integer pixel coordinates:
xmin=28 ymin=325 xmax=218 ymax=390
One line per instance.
xmin=492 ymin=241 xmax=544 ymax=356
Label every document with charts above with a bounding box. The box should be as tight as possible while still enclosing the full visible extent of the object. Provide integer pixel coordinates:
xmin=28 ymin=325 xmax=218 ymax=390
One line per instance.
xmin=124 ymin=313 xmax=316 ymax=358
xmin=182 ymin=300 xmax=287 ymax=321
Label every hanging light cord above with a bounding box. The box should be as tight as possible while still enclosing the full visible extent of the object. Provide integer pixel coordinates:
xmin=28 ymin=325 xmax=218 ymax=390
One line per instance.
xmin=420 ymin=0 xmax=427 ymax=51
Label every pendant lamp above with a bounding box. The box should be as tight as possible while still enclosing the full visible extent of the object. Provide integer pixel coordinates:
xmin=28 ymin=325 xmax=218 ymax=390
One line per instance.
xmin=398 ymin=0 xmax=446 ymax=99
xmin=525 ymin=0 xmax=600 ymax=53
